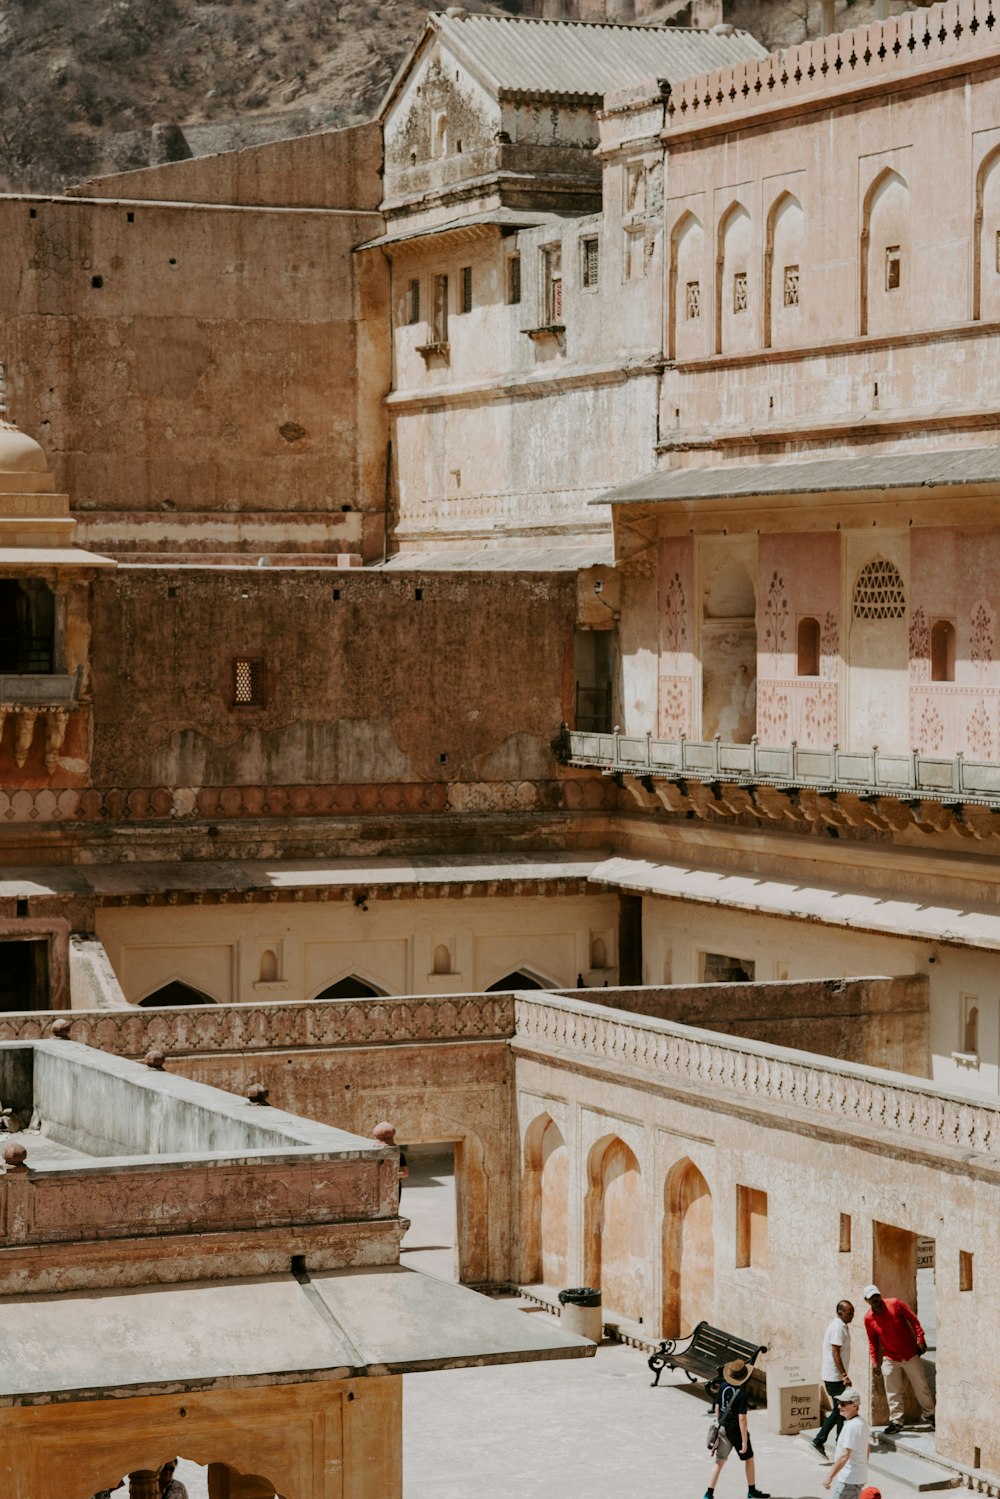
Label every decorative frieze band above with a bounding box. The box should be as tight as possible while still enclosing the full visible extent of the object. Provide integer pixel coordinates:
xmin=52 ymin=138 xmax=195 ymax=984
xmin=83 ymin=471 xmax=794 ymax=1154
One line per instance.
xmin=0 ymin=993 xmax=517 ymax=1055
xmin=0 ymin=777 xmax=616 ymax=824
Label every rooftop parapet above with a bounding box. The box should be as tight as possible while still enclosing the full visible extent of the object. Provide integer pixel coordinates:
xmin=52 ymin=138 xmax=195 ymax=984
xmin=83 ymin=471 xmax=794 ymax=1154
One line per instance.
xmin=0 ymin=1039 xmax=400 ymax=1294
xmin=664 ymin=0 xmax=1000 ymax=138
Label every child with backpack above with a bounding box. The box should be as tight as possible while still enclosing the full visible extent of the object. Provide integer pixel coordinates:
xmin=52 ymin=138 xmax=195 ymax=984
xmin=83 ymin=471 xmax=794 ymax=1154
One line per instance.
xmin=704 ymin=1357 xmax=770 ymax=1499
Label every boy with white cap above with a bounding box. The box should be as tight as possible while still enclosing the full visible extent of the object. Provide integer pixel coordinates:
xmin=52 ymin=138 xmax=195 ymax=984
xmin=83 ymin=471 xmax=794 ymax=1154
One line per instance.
xmin=822 ymin=1388 xmax=869 ymax=1499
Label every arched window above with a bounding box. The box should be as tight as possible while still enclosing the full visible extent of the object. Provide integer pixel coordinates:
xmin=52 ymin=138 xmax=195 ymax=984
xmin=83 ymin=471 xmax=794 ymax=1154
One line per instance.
xmin=930 ymin=619 xmax=955 ymax=682
xmin=797 ymin=616 xmax=821 ymax=677
xmin=259 ymin=949 xmax=278 ymax=982
xmin=853 ymin=557 xmax=906 ymax=620
xmin=138 ymin=981 xmax=215 ymax=1007
xmin=486 ymin=970 xmax=546 ymax=992
xmin=432 ymin=110 xmax=448 ymax=158
xmin=0 ymin=578 xmax=56 ymax=673
xmin=316 ymin=975 xmax=384 ymax=999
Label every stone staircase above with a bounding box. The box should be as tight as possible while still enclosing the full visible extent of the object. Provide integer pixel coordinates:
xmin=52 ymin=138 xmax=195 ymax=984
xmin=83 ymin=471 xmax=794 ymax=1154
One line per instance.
xmin=800 ymin=1424 xmax=986 ymax=1492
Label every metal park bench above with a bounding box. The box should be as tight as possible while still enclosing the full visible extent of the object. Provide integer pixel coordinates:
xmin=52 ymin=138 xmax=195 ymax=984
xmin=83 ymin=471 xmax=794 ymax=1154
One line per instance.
xmin=648 ymin=1321 xmax=768 ymax=1389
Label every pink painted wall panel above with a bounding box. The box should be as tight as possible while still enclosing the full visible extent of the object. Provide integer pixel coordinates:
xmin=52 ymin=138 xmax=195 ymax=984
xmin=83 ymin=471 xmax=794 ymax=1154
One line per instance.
xmin=910 ymin=527 xmax=1000 ymax=756
xmin=658 ymin=537 xmax=695 ymax=737
xmin=757 ymin=533 xmax=840 ymax=749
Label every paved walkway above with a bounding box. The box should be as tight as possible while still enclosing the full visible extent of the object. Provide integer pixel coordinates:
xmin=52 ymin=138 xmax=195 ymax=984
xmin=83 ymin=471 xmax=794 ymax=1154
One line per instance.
xmin=403 ymin=1339 xmax=922 ymax=1499
xmin=161 ymin=1152 xmax=935 ymax=1499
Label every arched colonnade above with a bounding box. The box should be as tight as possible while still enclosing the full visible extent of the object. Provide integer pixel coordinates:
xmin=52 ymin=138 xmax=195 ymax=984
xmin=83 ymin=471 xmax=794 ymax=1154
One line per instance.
xmin=521 ymin=1112 xmax=714 ymax=1336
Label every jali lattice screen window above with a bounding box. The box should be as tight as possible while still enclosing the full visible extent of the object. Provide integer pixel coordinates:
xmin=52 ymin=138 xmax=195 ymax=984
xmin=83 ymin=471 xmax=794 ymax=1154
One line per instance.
xmin=232 ymin=657 xmax=265 ymax=707
xmin=853 ymin=557 xmax=906 ymax=620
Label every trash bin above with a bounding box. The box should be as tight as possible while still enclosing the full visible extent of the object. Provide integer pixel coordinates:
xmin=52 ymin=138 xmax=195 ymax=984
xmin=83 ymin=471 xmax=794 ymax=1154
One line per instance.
xmin=558 ymin=1286 xmax=603 ymax=1342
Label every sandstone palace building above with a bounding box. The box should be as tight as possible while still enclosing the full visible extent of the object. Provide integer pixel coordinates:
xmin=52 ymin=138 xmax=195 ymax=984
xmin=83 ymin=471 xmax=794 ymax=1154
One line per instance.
xmin=2 ymin=1 xmax=1000 ymax=1492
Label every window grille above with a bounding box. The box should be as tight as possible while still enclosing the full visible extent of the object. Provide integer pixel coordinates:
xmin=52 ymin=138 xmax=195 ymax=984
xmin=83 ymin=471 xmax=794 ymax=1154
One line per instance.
xmin=407 ymin=278 xmax=420 ymax=325
xmin=885 ymin=245 xmax=901 ymax=291
xmin=852 ymin=557 xmax=906 ymax=620
xmin=432 ymin=273 xmax=449 ymax=343
xmin=460 ymin=265 xmax=473 ymax=313
xmin=733 ymin=271 xmax=748 ymax=312
xmin=232 ymin=657 xmax=264 ymax=707
xmin=507 ymin=254 xmax=521 ymax=305
xmin=685 ymin=280 xmax=701 ymax=319
xmin=783 ymin=264 xmax=800 ymax=306
xmin=581 ymin=236 xmax=599 ymax=289
xmin=544 ymin=245 xmax=563 ymax=323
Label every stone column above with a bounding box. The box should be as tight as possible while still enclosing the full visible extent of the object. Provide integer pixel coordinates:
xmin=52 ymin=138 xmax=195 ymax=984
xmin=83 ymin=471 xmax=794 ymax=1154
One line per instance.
xmin=128 ymin=1473 xmax=159 ymax=1499
xmin=820 ymin=0 xmax=836 ymax=35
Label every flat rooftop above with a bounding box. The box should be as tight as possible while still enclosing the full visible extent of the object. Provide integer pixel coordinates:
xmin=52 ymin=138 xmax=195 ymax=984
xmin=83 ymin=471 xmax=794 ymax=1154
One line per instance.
xmin=0 ymin=1037 xmax=374 ymax=1170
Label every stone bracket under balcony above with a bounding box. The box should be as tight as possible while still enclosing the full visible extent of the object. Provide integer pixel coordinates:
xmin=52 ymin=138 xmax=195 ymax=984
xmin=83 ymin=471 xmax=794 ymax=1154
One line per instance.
xmin=0 ymin=686 xmax=77 ymax=773
xmin=563 ymin=726 xmax=1000 ymax=838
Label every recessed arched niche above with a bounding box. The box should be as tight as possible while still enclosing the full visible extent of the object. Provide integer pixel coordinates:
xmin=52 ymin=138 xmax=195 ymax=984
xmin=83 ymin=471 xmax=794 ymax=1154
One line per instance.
xmin=861 ymin=168 xmax=910 ymax=336
xmin=670 ymin=211 xmax=706 ymax=361
xmin=716 ymin=201 xmax=753 ymax=355
xmin=764 ymin=192 xmax=804 ymax=349
xmin=432 ymin=943 xmax=452 ymax=975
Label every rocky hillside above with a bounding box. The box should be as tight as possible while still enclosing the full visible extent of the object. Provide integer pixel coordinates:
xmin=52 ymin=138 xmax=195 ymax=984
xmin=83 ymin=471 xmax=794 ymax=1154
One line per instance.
xmin=1 ymin=0 xmax=914 ymax=195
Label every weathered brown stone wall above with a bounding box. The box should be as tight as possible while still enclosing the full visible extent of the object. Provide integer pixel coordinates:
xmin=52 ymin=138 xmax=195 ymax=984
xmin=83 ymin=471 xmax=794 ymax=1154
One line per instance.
xmin=69 ymin=123 xmax=384 ymax=210
xmin=567 ymin=975 xmax=930 ymax=1074
xmin=0 ymin=998 xmax=517 ymax=1285
xmin=0 ymin=177 xmax=389 ymax=558
xmin=88 ymin=567 xmax=577 ymax=788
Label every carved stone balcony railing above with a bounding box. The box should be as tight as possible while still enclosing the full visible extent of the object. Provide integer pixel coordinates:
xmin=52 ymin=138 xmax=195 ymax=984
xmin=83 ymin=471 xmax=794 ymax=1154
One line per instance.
xmin=0 ymin=673 xmax=76 ymax=705
xmin=5 ymin=989 xmax=996 ymax=1164
xmin=565 ymin=728 xmax=1000 ymax=805
xmin=513 ymin=992 xmax=1000 ymax=1163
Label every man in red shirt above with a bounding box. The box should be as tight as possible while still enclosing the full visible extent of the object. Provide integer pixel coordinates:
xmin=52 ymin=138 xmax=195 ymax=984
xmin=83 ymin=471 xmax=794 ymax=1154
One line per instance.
xmin=863 ymin=1284 xmax=935 ymax=1434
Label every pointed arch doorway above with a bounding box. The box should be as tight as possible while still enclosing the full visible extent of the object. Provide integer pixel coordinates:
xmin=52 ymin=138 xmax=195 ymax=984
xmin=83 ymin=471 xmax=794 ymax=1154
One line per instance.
xmin=662 ymin=1158 xmax=714 ymax=1338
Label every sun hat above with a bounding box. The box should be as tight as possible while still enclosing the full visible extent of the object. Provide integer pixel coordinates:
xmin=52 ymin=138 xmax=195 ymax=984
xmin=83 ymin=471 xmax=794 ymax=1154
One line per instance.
xmin=722 ymin=1358 xmax=755 ymax=1386
xmin=862 ymin=1284 xmax=881 ymax=1299
xmin=837 ymin=1388 xmax=862 ymax=1404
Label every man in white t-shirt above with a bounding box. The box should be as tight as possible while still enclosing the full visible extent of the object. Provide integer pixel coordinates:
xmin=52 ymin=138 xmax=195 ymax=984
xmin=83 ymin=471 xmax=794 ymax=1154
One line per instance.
xmin=813 ymin=1299 xmax=855 ymax=1456
xmin=822 ymin=1389 xmax=870 ymax=1499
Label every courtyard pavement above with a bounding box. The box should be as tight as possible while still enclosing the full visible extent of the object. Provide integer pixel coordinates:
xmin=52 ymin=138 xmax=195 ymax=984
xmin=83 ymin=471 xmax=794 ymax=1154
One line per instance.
xmin=402 ymin=1337 xmax=922 ymax=1499
xmin=400 ymin=1148 xmax=923 ymax=1499
xmin=167 ymin=1151 xmax=928 ymax=1499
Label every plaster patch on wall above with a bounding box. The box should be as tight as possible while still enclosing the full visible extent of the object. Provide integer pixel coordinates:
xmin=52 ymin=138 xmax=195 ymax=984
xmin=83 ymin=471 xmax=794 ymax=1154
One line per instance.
xmin=147 ymin=717 xmax=416 ymax=786
xmin=469 ymin=731 xmax=555 ymax=781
